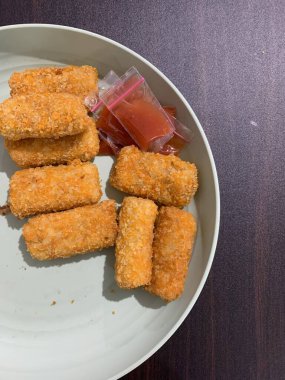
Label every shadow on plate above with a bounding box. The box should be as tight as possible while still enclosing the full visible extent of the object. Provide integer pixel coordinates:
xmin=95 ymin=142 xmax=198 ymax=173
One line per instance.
xmin=17 ymin=226 xmax=166 ymax=309
xmin=104 ymin=180 xmax=125 ymax=205
xmin=102 ymin=252 xmax=136 ymax=302
xmin=133 ymin=287 xmax=166 ymax=309
xmin=18 ymin=234 xmax=106 ymax=268
xmin=0 ymin=138 xmax=19 ymax=178
xmin=102 ymin=252 xmax=165 ymax=309
xmin=5 ymin=213 xmax=25 ymax=230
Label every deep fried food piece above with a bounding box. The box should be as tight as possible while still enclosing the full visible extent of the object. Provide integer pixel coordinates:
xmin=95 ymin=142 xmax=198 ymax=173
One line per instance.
xmin=0 ymin=93 xmax=89 ymax=140
xmin=145 ymin=207 xmax=197 ymax=301
xmin=9 ymin=65 xmax=98 ymax=100
xmin=9 ymin=160 xmax=102 ymax=218
xmin=5 ymin=117 xmax=99 ymax=168
xmin=23 ymin=201 xmax=118 ymax=260
xmin=110 ymin=146 xmax=198 ymax=207
xmin=115 ymin=197 xmax=158 ymax=288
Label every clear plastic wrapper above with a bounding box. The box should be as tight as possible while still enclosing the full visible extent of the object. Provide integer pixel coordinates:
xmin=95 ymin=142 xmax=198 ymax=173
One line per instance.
xmin=85 ymin=68 xmax=193 ymax=155
xmin=97 ymin=106 xmax=134 ymax=147
xmin=159 ymin=135 xmax=186 ymax=155
xmin=171 ymin=115 xmax=194 ymax=143
xmin=98 ymin=138 xmax=115 ymax=155
xmin=84 ymin=70 xmax=120 ymax=116
xmin=100 ymin=67 xmax=174 ymax=152
xmin=98 ymin=130 xmax=121 ymax=155
xmin=162 ymin=106 xmax=176 ymax=118
xmin=97 ymin=106 xmax=192 ymax=155
xmin=84 ymin=90 xmax=100 ymax=112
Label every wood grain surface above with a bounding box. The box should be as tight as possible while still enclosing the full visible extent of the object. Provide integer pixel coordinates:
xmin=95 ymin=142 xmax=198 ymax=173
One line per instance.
xmin=0 ymin=1 xmax=284 ymax=379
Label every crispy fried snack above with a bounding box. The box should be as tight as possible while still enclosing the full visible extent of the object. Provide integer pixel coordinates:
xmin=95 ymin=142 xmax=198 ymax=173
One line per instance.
xmin=110 ymin=146 xmax=198 ymax=207
xmin=0 ymin=93 xmax=89 ymax=140
xmin=9 ymin=65 xmax=98 ymax=100
xmin=23 ymin=201 xmax=118 ymax=260
xmin=5 ymin=117 xmax=99 ymax=168
xmin=145 ymin=207 xmax=197 ymax=301
xmin=9 ymin=160 xmax=102 ymax=218
xmin=115 ymin=196 xmax=158 ymax=288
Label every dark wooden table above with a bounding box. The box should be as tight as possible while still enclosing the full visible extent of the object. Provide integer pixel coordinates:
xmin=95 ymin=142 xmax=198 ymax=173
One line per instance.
xmin=1 ymin=1 xmax=284 ymax=379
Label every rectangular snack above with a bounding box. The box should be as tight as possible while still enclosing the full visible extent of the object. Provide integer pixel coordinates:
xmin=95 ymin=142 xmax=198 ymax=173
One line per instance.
xmin=145 ymin=207 xmax=197 ymax=301
xmin=110 ymin=146 xmax=198 ymax=207
xmin=23 ymin=201 xmax=118 ymax=260
xmin=9 ymin=65 xmax=98 ymax=100
xmin=0 ymin=93 xmax=89 ymax=140
xmin=115 ymin=196 xmax=158 ymax=288
xmin=9 ymin=160 xmax=102 ymax=218
xmin=5 ymin=117 xmax=99 ymax=168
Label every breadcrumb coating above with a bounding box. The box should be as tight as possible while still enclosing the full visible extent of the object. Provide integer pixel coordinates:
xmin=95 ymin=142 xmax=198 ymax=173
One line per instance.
xmin=9 ymin=65 xmax=98 ymax=100
xmin=9 ymin=160 xmax=102 ymax=218
xmin=115 ymin=196 xmax=158 ymax=288
xmin=110 ymin=146 xmax=198 ymax=207
xmin=5 ymin=117 xmax=99 ymax=168
xmin=23 ymin=201 xmax=118 ymax=260
xmin=145 ymin=206 xmax=197 ymax=301
xmin=0 ymin=93 xmax=89 ymax=140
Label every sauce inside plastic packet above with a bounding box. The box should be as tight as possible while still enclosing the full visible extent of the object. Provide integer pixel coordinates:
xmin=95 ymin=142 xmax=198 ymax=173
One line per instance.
xmin=100 ymin=67 xmax=175 ymax=152
xmin=159 ymin=134 xmax=186 ymax=155
xmin=162 ymin=106 xmax=176 ymax=118
xmin=98 ymin=138 xmax=115 ymax=155
xmin=97 ymin=106 xmax=134 ymax=147
xmin=98 ymin=105 xmax=189 ymax=155
xmin=84 ymin=68 xmax=193 ymax=156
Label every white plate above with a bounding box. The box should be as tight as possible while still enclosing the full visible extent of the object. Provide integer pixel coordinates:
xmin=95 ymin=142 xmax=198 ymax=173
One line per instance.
xmin=0 ymin=24 xmax=220 ymax=380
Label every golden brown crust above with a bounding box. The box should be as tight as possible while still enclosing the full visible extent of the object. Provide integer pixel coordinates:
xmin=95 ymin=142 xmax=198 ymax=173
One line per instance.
xmin=110 ymin=146 xmax=198 ymax=207
xmin=5 ymin=117 xmax=99 ymax=168
xmin=9 ymin=160 xmax=102 ymax=218
xmin=0 ymin=93 xmax=89 ymax=140
xmin=23 ymin=201 xmax=118 ymax=260
xmin=115 ymin=196 xmax=158 ymax=288
xmin=145 ymin=206 xmax=197 ymax=301
xmin=9 ymin=65 xmax=98 ymax=100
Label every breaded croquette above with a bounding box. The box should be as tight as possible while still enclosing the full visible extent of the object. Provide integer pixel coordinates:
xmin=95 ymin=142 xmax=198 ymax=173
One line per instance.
xmin=0 ymin=93 xmax=89 ymax=141
xmin=9 ymin=160 xmax=102 ymax=219
xmin=110 ymin=146 xmax=198 ymax=207
xmin=5 ymin=117 xmax=99 ymax=168
xmin=23 ymin=201 xmax=118 ymax=260
xmin=9 ymin=65 xmax=98 ymax=100
xmin=146 ymin=207 xmax=197 ymax=301
xmin=115 ymin=197 xmax=158 ymax=288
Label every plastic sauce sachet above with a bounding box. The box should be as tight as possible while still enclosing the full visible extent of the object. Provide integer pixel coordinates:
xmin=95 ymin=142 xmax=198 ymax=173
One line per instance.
xmin=100 ymin=67 xmax=174 ymax=152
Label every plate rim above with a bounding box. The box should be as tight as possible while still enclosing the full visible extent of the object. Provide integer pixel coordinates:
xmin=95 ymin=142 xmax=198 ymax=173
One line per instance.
xmin=0 ymin=23 xmax=220 ymax=380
